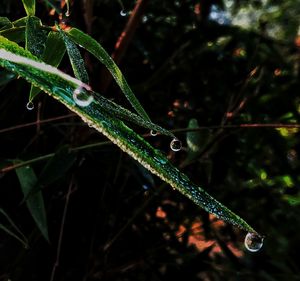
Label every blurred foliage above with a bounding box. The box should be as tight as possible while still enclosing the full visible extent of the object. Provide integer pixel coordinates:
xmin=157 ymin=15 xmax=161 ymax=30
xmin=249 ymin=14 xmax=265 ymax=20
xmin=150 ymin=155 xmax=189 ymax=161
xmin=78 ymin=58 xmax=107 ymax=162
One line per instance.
xmin=0 ymin=0 xmax=300 ymax=280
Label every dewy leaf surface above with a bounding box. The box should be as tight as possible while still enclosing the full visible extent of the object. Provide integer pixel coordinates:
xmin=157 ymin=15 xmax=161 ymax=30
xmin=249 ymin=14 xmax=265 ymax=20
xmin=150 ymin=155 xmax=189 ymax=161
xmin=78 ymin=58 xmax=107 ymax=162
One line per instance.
xmin=25 ymin=16 xmax=46 ymax=58
xmin=58 ymin=26 xmax=89 ymax=84
xmin=25 ymin=16 xmax=47 ymax=100
xmin=0 ymin=36 xmax=258 ymax=234
xmin=29 ymin=31 xmax=66 ymax=101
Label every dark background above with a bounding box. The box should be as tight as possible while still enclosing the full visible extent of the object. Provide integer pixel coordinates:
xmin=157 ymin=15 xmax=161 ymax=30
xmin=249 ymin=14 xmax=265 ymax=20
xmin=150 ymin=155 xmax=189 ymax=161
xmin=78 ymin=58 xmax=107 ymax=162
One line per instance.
xmin=1 ymin=0 xmax=300 ymax=280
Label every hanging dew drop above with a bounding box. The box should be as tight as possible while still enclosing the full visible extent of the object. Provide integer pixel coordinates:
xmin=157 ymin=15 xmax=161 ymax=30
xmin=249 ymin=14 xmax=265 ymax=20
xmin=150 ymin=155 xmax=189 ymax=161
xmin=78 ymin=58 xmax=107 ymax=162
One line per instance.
xmin=170 ymin=138 xmax=182 ymax=152
xmin=26 ymin=101 xmax=34 ymax=111
xmin=244 ymin=232 xmax=264 ymax=252
xmin=120 ymin=10 xmax=127 ymax=16
xmin=73 ymin=86 xmax=94 ymax=107
xmin=65 ymin=11 xmax=71 ymax=17
xmin=150 ymin=130 xmax=158 ymax=136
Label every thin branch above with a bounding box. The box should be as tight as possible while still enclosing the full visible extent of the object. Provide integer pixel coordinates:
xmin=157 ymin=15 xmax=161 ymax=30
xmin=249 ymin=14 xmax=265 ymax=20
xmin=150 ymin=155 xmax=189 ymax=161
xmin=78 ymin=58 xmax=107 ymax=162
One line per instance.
xmin=50 ymin=175 xmax=76 ymax=281
xmin=0 ymin=113 xmax=76 ymax=134
xmin=1 ymin=123 xmax=299 ymax=173
xmin=100 ymin=0 xmax=149 ymax=92
xmin=103 ymin=183 xmax=166 ymax=252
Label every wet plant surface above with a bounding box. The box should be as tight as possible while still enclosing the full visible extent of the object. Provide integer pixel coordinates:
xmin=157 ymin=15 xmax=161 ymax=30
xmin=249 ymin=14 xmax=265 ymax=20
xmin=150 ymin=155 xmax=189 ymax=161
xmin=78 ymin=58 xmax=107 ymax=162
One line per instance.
xmin=1 ymin=0 xmax=300 ymax=280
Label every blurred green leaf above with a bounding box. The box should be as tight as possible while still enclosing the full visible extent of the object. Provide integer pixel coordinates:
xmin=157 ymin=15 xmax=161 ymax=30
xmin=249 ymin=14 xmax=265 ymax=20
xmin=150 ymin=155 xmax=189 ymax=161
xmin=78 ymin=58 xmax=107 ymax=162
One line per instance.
xmin=14 ymin=161 xmax=49 ymax=241
xmin=186 ymin=119 xmax=202 ymax=155
xmin=0 ymin=27 xmax=25 ymax=42
xmin=0 ymin=208 xmax=28 ymax=248
xmin=0 ymin=36 xmax=258 ymax=234
xmin=21 ymin=0 xmax=36 ymax=16
xmin=58 ymin=26 xmax=89 ymax=84
xmin=66 ymin=28 xmax=151 ymax=122
xmin=38 ymin=146 xmax=76 ymax=186
xmin=283 ymin=194 xmax=300 ymax=206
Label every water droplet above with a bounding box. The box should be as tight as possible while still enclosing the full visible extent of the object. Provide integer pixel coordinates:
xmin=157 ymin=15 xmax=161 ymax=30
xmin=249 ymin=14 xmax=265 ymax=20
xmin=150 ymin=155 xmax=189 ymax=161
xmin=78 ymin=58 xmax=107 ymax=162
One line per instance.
xmin=170 ymin=138 xmax=182 ymax=152
xmin=73 ymin=86 xmax=94 ymax=107
xmin=120 ymin=10 xmax=127 ymax=16
xmin=244 ymin=232 xmax=264 ymax=252
xmin=65 ymin=11 xmax=71 ymax=17
xmin=26 ymin=101 xmax=34 ymax=111
xmin=150 ymin=130 xmax=158 ymax=136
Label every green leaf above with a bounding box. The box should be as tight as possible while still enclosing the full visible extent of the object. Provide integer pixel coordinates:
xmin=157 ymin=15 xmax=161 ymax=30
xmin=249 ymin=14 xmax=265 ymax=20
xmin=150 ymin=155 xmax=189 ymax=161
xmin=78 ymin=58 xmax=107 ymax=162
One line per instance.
xmin=41 ymin=31 xmax=66 ymax=65
xmin=29 ymin=31 xmax=66 ymax=101
xmin=0 ymin=18 xmax=27 ymax=43
xmin=93 ymin=92 xmax=174 ymax=137
xmin=22 ymin=0 xmax=36 ymax=16
xmin=25 ymin=16 xmax=47 ymax=102
xmin=57 ymin=26 xmax=89 ymax=84
xmin=0 ymin=208 xmax=28 ymax=248
xmin=66 ymin=27 xmax=151 ymax=122
xmin=0 ymin=27 xmax=25 ymax=43
xmin=0 ymin=17 xmax=13 ymax=30
xmin=25 ymin=16 xmax=47 ymax=58
xmin=14 ymin=161 xmax=49 ymax=241
xmin=22 ymin=146 xmax=77 ymax=201
xmin=0 ymin=36 xmax=258 ymax=234
xmin=38 ymin=146 xmax=76 ymax=186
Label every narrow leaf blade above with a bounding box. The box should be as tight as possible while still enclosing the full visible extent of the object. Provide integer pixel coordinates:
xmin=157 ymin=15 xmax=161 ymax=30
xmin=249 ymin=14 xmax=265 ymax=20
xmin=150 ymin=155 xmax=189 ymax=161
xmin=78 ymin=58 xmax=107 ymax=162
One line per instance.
xmin=14 ymin=162 xmax=49 ymax=241
xmin=0 ymin=37 xmax=258 ymax=234
xmin=66 ymin=28 xmax=151 ymax=122
xmin=58 ymin=27 xmax=89 ymax=84
xmin=25 ymin=16 xmax=46 ymax=58
xmin=29 ymin=31 xmax=66 ymax=101
xmin=22 ymin=0 xmax=36 ymax=16
xmin=94 ymin=92 xmax=174 ymax=137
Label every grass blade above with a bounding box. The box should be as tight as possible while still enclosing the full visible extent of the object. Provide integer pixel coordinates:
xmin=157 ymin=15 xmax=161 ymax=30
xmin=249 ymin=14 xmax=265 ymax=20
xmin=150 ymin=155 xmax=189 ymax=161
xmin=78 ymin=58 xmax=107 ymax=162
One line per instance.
xmin=0 ymin=36 xmax=258 ymax=234
xmin=66 ymin=27 xmax=151 ymax=122
xmin=25 ymin=16 xmax=46 ymax=58
xmin=58 ymin=26 xmax=89 ymax=84
xmin=93 ymin=92 xmax=174 ymax=137
xmin=0 ymin=208 xmax=28 ymax=248
xmin=29 ymin=31 xmax=66 ymax=101
xmin=21 ymin=0 xmax=36 ymax=16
